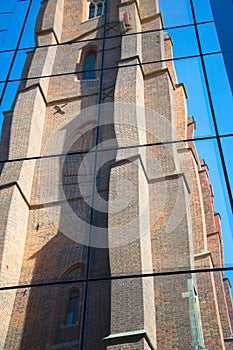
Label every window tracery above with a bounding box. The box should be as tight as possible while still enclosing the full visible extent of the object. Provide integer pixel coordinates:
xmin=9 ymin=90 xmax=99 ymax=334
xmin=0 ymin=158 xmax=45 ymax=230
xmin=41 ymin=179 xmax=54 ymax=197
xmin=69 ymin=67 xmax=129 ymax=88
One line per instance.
xmin=88 ymin=0 xmax=105 ymax=19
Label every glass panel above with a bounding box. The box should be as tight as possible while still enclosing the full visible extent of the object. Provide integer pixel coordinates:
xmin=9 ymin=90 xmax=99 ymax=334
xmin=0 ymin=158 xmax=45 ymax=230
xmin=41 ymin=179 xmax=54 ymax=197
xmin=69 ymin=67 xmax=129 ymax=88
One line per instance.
xmin=0 ymin=81 xmax=20 ymax=108
xmin=159 ymin=0 xmax=193 ymax=27
xmin=0 ymin=12 xmax=12 ymax=33
xmin=1 ymin=2 xmax=28 ymax=51
xmin=0 ymin=31 xmax=6 ymax=50
xmin=102 ymin=39 xmax=216 ymax=139
xmin=84 ymin=280 xmax=111 ymax=349
xmin=203 ymin=53 xmax=233 ymax=135
xmin=221 ymin=137 xmax=233 ymax=213
xmin=167 ymin=56 xmax=216 ymax=138
xmin=0 ymin=81 xmax=19 ymax=134
xmin=151 ymin=25 xmax=199 ymax=59
xmin=0 ymin=52 xmax=13 ymax=85
xmin=0 ymin=83 xmax=3 ymax=99
xmin=0 ymin=1 xmax=233 ymax=349
xmin=5 ymin=50 xmax=27 ymax=80
xmin=0 ymin=1 xmax=40 ymax=139
xmin=18 ymin=0 xmax=41 ymax=49
xmin=0 ymin=283 xmax=83 ymax=349
xmin=1 ymin=271 xmax=233 ymax=349
xmin=154 ymin=272 xmax=233 ymax=349
xmin=195 ymin=138 xmax=233 ymax=267
xmin=193 ymin=0 xmax=214 ymax=22
xmin=0 ymin=2 xmax=14 ymax=12
xmin=198 ymin=22 xmax=221 ymax=54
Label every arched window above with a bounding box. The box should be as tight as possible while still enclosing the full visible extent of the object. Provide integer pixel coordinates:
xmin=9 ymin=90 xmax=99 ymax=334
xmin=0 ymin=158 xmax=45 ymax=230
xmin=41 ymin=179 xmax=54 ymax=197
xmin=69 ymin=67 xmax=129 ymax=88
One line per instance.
xmin=83 ymin=51 xmax=97 ymax=80
xmin=97 ymin=2 xmax=103 ymax=16
xmin=88 ymin=0 xmax=105 ymax=19
xmin=89 ymin=2 xmax=95 ymax=19
xmin=65 ymin=290 xmax=79 ymax=325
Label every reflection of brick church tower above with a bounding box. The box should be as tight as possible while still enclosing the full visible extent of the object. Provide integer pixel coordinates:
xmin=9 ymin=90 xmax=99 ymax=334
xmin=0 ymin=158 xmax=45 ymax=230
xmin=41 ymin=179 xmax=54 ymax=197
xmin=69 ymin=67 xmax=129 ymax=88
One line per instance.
xmin=0 ymin=1 xmax=233 ymax=349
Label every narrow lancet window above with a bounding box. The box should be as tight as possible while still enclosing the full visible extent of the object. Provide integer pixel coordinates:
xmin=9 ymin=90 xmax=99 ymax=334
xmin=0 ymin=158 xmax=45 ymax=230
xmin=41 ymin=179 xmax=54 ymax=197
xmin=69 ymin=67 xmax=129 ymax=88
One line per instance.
xmin=83 ymin=51 xmax=97 ymax=80
xmin=97 ymin=3 xmax=103 ymax=16
xmin=65 ymin=290 xmax=79 ymax=325
xmin=89 ymin=3 xmax=95 ymax=19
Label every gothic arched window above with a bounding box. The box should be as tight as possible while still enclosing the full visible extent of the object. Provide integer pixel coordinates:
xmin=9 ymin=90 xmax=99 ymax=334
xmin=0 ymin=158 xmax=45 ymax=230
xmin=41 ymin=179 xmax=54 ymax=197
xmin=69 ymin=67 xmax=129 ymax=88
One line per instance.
xmin=65 ymin=290 xmax=80 ymax=325
xmin=83 ymin=51 xmax=97 ymax=80
xmin=88 ymin=0 xmax=105 ymax=19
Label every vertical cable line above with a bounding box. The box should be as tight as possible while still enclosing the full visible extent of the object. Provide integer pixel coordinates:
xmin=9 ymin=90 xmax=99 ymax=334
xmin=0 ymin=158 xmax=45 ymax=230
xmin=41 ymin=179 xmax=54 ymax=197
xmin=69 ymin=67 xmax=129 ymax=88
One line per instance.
xmin=79 ymin=1 xmax=109 ymax=348
xmin=0 ymin=0 xmax=33 ymax=105
xmin=189 ymin=0 xmax=233 ymax=213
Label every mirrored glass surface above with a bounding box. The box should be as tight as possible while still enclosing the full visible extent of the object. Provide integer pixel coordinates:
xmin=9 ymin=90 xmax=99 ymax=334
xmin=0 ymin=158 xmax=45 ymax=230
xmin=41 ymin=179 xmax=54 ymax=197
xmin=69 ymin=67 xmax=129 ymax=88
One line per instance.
xmin=204 ymin=53 xmax=233 ymax=135
xmin=192 ymin=0 xmax=214 ymax=22
xmin=159 ymin=0 xmax=193 ymax=27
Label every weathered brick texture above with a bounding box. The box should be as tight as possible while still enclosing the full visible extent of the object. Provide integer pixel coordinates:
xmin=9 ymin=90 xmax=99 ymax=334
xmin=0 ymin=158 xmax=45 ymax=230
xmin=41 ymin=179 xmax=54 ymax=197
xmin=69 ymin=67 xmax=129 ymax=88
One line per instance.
xmin=0 ymin=0 xmax=232 ymax=349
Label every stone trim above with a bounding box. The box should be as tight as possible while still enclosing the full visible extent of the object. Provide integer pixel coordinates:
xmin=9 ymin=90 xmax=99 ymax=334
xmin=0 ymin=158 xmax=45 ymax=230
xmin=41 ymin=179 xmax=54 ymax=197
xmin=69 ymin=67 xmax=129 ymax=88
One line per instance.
xmin=177 ymin=147 xmax=200 ymax=168
xmin=207 ymin=230 xmax=220 ymax=237
xmin=112 ymin=153 xmax=190 ymax=193
xmin=207 ymin=230 xmax=222 ymax=243
xmin=0 ymin=159 xmax=190 ymax=210
xmin=175 ymin=82 xmax=188 ymax=98
xmin=0 ymin=182 xmax=30 ymax=208
xmin=149 ymin=171 xmax=191 ymax=194
xmin=117 ymin=54 xmax=176 ymax=91
xmin=141 ymin=12 xmax=163 ymax=26
xmin=194 ymin=250 xmax=211 ymax=259
xmin=194 ymin=250 xmax=215 ymax=267
xmin=35 ymin=28 xmax=60 ymax=45
xmin=223 ymin=277 xmax=232 ymax=288
xmin=19 ymin=82 xmax=47 ymax=106
xmin=117 ymin=55 xmax=145 ymax=78
xmin=143 ymin=67 xmax=175 ymax=89
xmin=103 ymin=329 xmax=156 ymax=350
xmin=164 ymin=34 xmax=174 ymax=47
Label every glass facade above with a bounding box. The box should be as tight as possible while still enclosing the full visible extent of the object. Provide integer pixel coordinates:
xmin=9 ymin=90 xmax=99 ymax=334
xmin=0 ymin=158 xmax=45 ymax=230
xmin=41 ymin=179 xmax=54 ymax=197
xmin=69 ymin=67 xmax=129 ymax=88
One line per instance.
xmin=0 ymin=1 xmax=232 ymax=349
